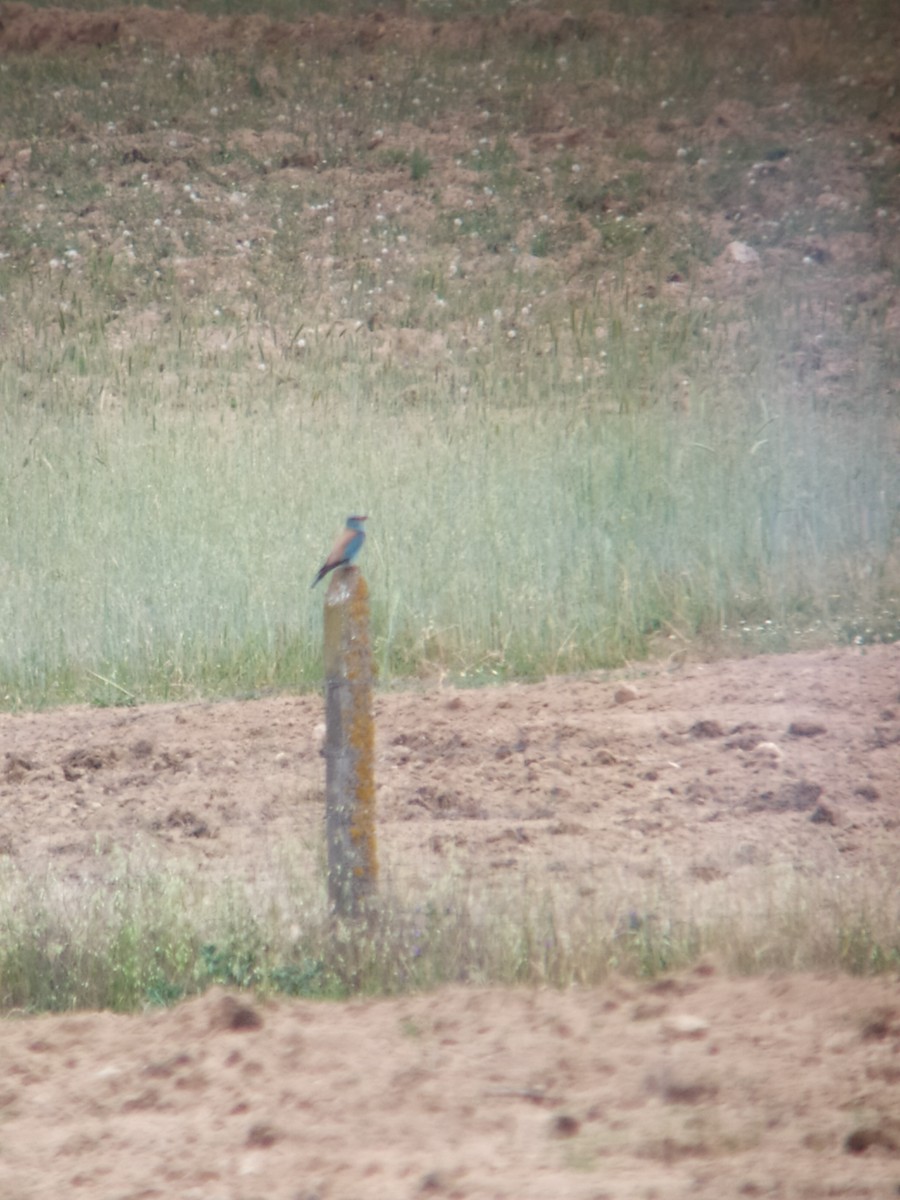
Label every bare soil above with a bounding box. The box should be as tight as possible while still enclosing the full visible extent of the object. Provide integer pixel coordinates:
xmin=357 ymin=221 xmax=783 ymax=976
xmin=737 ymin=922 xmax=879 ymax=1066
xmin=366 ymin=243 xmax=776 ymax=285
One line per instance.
xmin=1 ymin=642 xmax=899 ymax=1199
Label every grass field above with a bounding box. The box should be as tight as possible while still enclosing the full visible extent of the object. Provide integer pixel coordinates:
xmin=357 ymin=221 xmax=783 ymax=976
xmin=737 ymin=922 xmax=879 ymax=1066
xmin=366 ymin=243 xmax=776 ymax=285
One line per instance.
xmin=1 ymin=0 xmax=897 ymax=709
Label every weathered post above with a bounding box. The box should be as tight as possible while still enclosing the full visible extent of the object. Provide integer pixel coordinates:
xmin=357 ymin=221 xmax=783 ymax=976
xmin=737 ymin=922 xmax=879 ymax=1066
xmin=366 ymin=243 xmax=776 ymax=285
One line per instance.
xmin=322 ymin=566 xmax=377 ymax=917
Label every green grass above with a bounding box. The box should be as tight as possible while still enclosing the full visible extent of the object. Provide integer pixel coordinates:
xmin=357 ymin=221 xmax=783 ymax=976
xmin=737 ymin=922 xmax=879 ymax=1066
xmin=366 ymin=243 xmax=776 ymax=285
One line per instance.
xmin=1 ymin=851 xmax=896 ymax=1013
xmin=1 ymin=329 xmax=895 ymax=707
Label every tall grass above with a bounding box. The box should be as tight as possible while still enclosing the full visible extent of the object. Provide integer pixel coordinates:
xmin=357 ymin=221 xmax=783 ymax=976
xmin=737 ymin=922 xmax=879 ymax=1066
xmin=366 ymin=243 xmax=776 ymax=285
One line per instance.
xmin=2 ymin=309 xmax=896 ymax=708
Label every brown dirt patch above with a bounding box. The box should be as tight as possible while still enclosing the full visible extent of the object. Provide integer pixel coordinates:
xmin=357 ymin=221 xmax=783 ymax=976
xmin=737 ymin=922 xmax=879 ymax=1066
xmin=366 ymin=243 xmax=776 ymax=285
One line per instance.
xmin=1 ymin=975 xmax=900 ymax=1198
xmin=1 ymin=644 xmax=897 ymax=890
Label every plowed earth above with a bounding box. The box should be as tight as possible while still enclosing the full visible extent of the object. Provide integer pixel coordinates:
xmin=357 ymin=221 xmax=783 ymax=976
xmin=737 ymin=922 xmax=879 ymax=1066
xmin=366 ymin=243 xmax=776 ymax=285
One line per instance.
xmin=1 ymin=643 xmax=899 ymax=1199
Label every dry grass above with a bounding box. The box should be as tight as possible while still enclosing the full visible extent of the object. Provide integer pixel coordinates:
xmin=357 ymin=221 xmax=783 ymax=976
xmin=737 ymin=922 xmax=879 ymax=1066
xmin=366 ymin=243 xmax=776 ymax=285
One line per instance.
xmin=1 ymin=848 xmax=896 ymax=1013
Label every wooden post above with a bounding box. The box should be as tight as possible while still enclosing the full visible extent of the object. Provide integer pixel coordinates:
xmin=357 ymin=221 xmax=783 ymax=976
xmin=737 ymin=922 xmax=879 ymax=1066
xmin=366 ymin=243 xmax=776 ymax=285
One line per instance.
xmin=323 ymin=566 xmax=377 ymax=917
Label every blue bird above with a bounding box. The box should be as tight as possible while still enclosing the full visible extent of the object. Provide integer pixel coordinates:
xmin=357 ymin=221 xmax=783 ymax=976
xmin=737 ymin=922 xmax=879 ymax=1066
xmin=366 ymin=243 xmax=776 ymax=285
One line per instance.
xmin=311 ymin=515 xmax=368 ymax=588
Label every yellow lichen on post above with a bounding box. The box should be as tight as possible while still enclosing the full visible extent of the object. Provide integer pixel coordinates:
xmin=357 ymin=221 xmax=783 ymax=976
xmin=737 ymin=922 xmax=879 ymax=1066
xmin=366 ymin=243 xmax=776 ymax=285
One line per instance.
xmin=322 ymin=565 xmax=377 ymax=916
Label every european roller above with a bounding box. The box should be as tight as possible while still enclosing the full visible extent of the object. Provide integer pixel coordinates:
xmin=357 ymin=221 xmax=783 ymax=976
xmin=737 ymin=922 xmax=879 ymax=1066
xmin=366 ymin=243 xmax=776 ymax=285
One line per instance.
xmin=311 ymin=515 xmax=368 ymax=588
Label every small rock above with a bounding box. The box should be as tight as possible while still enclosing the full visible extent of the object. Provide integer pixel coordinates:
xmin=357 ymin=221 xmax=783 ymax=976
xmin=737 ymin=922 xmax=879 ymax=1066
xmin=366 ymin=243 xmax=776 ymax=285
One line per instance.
xmin=662 ymin=1014 xmax=710 ymax=1039
xmin=753 ymin=741 xmax=784 ymax=762
xmin=727 ymin=240 xmax=760 ymax=265
xmin=614 ymin=684 xmax=640 ymax=705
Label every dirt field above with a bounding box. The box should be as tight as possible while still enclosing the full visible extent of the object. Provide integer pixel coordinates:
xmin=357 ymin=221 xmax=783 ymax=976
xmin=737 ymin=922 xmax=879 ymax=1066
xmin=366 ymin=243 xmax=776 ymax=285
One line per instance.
xmin=1 ymin=642 xmax=899 ymax=1198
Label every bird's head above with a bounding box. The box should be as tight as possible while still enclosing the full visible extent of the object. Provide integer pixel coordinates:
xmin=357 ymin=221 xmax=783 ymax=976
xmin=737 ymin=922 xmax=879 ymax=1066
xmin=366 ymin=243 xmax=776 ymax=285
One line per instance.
xmin=346 ymin=515 xmax=368 ymax=529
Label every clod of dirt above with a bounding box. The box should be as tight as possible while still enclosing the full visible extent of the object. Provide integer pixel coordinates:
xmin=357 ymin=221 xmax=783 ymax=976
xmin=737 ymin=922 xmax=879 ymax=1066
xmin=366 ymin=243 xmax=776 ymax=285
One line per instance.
xmin=860 ymin=1008 xmax=899 ymax=1041
xmin=61 ymin=746 xmax=117 ymax=780
xmin=211 ymin=993 xmax=264 ymax=1033
xmin=869 ymin=726 xmax=900 ymax=749
xmin=783 ymin=780 xmax=825 ymax=811
xmin=245 ymin=1122 xmax=280 ymax=1148
xmin=153 ymin=748 xmax=193 ymax=772
xmin=749 ymin=779 xmax=823 ymax=813
xmin=647 ymin=1066 xmax=719 ymax=1105
xmin=549 ymin=1113 xmax=581 ymax=1138
xmin=688 ymin=863 xmax=725 ymax=883
xmin=810 ymin=802 xmax=836 ymax=825
xmin=725 ymin=731 xmax=763 ymax=750
xmin=418 ymin=1170 xmax=455 ymax=1194
xmin=3 ymin=753 xmax=37 ymax=782
xmin=853 ymin=784 xmax=879 ymax=801
xmin=689 ymin=719 xmax=725 ymax=739
xmin=160 ymin=808 xmax=211 ymax=838
xmin=844 ymin=1123 xmax=900 ymax=1154
xmin=787 ymin=721 xmax=827 ymax=738
xmin=614 ymin=685 xmax=640 ymax=705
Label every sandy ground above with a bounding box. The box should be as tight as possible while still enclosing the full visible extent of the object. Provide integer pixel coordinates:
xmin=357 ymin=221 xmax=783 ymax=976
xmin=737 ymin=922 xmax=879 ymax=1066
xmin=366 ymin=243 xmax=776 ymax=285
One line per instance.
xmin=1 ymin=643 xmax=899 ymax=1198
